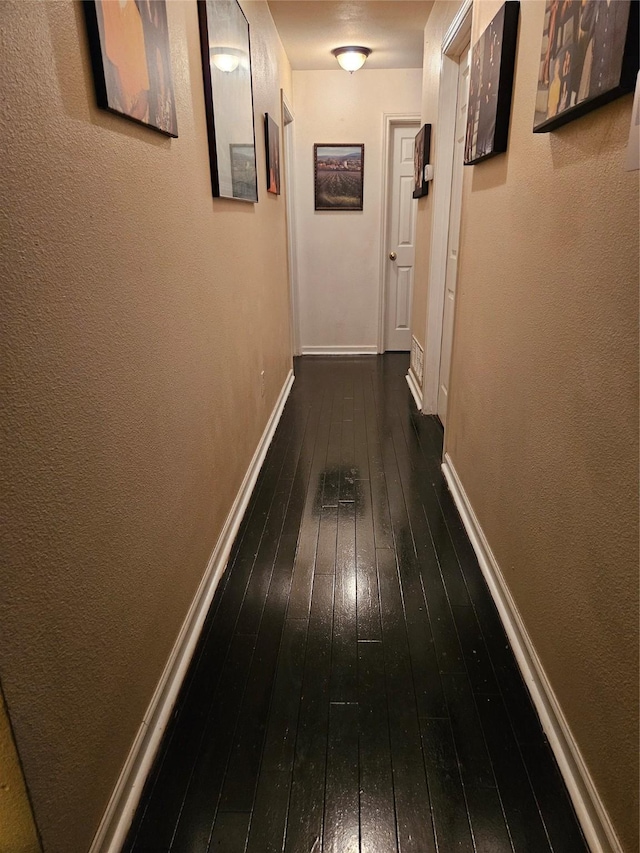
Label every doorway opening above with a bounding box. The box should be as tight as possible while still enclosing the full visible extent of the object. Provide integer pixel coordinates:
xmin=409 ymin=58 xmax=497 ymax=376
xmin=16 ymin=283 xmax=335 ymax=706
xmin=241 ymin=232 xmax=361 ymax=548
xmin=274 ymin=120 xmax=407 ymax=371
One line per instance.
xmin=437 ymin=40 xmax=470 ymax=426
xmin=422 ymin=0 xmax=473 ymax=425
xmin=282 ymin=91 xmax=300 ymax=356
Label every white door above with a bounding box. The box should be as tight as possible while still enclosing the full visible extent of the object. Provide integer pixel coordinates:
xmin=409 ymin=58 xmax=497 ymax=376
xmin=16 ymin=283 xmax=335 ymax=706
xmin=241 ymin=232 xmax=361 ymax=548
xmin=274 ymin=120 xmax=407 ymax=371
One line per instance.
xmin=437 ymin=44 xmax=470 ymax=425
xmin=385 ymin=123 xmax=419 ymax=351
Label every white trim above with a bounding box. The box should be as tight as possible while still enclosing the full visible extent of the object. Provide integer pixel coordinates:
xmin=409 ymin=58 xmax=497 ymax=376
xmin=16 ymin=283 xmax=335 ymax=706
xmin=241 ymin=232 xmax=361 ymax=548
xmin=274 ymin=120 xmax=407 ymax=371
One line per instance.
xmin=441 ymin=452 xmax=623 ymax=853
xmin=377 ymin=113 xmax=421 ymax=353
xmin=282 ymin=90 xmax=300 ymax=356
xmin=443 ymin=0 xmax=474 ymax=54
xmin=406 ymin=369 xmax=423 ymax=411
xmin=301 ymin=345 xmax=378 ymax=356
xmin=89 ymin=369 xmax=295 ymax=853
xmin=422 ymin=0 xmax=473 ymax=414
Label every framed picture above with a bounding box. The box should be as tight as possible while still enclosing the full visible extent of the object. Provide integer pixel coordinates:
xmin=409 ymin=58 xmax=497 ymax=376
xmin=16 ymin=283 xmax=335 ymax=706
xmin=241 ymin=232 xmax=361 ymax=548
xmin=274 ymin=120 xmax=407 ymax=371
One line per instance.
xmin=464 ymin=2 xmax=520 ymax=165
xmin=83 ymin=0 xmax=178 ymax=137
xmin=314 ymin=144 xmax=364 ymax=211
xmin=533 ymin=0 xmax=639 ymax=133
xmin=230 ymin=144 xmax=258 ymax=200
xmin=265 ymin=114 xmax=280 ymax=195
xmin=413 ymin=124 xmax=432 ymax=198
xmin=198 ymin=0 xmax=258 ymax=201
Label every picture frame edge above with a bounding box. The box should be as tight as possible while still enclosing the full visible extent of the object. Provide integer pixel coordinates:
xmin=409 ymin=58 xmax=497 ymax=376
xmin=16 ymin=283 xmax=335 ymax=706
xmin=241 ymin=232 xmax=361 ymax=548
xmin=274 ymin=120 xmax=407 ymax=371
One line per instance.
xmin=265 ymin=112 xmax=280 ymax=196
xmin=197 ymin=0 xmax=221 ymax=196
xmin=493 ymin=0 xmax=520 ymax=154
xmin=82 ymin=1 xmax=109 ymax=112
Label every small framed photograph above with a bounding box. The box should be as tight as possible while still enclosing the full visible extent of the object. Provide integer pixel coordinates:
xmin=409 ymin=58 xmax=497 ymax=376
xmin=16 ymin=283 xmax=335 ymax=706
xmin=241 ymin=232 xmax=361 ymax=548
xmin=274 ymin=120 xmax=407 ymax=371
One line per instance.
xmin=413 ymin=124 xmax=432 ymax=198
xmin=230 ymin=144 xmax=258 ymax=201
xmin=83 ymin=0 xmax=178 ymax=137
xmin=314 ymin=144 xmax=364 ymax=211
xmin=533 ymin=0 xmax=639 ymax=133
xmin=265 ymin=114 xmax=280 ymax=195
xmin=464 ymin=2 xmax=520 ymax=165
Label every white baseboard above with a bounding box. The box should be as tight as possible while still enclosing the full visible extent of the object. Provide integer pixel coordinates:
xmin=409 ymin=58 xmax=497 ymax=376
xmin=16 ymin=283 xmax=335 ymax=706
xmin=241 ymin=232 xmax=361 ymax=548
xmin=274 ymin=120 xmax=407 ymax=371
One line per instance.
xmin=300 ymin=345 xmax=378 ymax=356
xmin=405 ymin=369 xmax=423 ymax=412
xmin=441 ymin=453 xmax=622 ymax=853
xmin=89 ymin=369 xmax=295 ymax=853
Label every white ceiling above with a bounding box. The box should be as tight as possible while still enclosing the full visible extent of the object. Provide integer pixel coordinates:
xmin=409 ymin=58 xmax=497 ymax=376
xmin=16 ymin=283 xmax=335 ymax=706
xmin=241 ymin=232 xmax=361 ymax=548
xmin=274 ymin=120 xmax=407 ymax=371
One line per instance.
xmin=266 ymin=1 xmax=434 ymax=71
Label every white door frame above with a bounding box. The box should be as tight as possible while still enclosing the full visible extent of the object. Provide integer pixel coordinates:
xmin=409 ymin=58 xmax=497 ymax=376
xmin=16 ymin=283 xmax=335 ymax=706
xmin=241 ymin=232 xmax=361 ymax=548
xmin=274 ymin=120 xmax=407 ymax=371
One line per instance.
xmin=377 ymin=113 xmax=421 ymax=354
xmin=281 ymin=90 xmax=300 ymax=356
xmin=421 ymin=0 xmax=473 ymax=412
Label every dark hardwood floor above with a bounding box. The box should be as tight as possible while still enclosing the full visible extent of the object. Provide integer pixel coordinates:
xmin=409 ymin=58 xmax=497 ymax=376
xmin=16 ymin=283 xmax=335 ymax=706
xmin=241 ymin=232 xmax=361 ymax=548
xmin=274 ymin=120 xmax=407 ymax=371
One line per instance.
xmin=124 ymin=354 xmax=587 ymax=853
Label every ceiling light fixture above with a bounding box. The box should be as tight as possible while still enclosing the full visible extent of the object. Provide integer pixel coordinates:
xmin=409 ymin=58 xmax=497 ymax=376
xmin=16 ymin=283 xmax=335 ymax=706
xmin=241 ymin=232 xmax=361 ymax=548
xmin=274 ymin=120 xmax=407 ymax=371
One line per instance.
xmin=332 ymin=46 xmax=371 ymax=73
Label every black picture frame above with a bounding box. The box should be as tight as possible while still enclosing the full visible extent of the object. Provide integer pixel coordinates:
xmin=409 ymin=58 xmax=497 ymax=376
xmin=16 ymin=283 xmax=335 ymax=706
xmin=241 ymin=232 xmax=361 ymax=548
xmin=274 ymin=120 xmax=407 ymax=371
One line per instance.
xmin=413 ymin=124 xmax=432 ymax=198
xmin=83 ymin=0 xmax=178 ymax=137
xmin=265 ymin=113 xmax=280 ymax=195
xmin=197 ymin=0 xmax=258 ymax=201
xmin=533 ymin=0 xmax=639 ymax=133
xmin=314 ymin=144 xmax=364 ymax=211
xmin=464 ymin=1 xmax=520 ymax=165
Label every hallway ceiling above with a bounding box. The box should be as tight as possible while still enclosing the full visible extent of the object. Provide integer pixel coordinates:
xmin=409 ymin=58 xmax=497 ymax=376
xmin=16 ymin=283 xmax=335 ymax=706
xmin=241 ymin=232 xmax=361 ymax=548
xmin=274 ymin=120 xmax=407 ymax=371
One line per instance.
xmin=267 ymin=1 xmax=434 ymax=70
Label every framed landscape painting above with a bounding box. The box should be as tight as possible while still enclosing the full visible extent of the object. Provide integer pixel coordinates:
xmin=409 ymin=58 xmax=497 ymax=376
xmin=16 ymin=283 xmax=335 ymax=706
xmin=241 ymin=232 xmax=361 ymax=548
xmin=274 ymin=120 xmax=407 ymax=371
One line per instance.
xmin=464 ymin=1 xmax=520 ymax=165
xmin=84 ymin=0 xmax=178 ymax=136
xmin=265 ymin=113 xmax=280 ymax=195
xmin=533 ymin=0 xmax=639 ymax=132
xmin=314 ymin=145 xmax=364 ymax=211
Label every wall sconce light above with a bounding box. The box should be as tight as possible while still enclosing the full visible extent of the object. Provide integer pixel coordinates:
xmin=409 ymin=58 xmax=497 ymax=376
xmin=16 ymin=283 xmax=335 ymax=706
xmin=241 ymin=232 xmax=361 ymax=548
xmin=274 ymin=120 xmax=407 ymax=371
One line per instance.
xmin=210 ymin=48 xmax=240 ymax=72
xmin=331 ymin=46 xmax=371 ymax=73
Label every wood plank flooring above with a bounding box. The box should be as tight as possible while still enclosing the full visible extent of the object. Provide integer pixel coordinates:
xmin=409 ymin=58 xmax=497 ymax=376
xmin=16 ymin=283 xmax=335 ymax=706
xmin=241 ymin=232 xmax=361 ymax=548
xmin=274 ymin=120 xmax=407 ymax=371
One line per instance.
xmin=124 ymin=354 xmax=588 ymax=853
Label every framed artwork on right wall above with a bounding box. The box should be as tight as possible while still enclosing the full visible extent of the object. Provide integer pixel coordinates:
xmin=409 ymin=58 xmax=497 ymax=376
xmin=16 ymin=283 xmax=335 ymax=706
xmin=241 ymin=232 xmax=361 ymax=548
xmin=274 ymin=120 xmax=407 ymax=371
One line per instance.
xmin=464 ymin=1 xmax=520 ymax=165
xmin=533 ymin=0 xmax=639 ymax=133
xmin=412 ymin=124 xmax=432 ymax=198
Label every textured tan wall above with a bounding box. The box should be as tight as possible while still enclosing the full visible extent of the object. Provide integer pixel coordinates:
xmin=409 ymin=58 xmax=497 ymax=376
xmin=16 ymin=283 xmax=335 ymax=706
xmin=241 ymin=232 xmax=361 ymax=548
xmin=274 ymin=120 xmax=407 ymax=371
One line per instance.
xmin=411 ymin=1 xmax=460 ymax=349
xmin=0 ymin=688 xmax=40 ymax=853
xmin=445 ymin=2 xmax=639 ymax=850
xmin=0 ymin=2 xmax=292 ymax=851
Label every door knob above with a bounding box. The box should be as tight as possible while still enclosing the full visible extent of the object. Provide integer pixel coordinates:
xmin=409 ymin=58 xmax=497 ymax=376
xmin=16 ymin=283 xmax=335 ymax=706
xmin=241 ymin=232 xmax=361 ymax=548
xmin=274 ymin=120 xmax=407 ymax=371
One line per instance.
xmin=389 ymin=251 xmax=397 ymax=261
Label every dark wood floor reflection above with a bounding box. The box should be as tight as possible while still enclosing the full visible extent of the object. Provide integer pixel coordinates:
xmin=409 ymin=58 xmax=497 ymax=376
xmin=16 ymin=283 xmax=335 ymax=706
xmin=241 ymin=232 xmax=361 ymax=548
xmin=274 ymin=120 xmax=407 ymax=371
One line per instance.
xmin=125 ymin=354 xmax=587 ymax=853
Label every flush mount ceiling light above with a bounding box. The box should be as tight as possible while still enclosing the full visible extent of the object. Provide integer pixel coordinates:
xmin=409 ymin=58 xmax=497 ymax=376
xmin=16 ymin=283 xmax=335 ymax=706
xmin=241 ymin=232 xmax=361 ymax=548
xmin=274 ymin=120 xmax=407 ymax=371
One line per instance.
xmin=331 ymin=46 xmax=371 ymax=73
